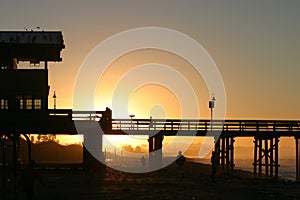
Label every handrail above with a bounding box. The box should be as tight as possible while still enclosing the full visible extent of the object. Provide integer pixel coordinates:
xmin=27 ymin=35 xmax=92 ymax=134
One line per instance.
xmin=48 ymin=109 xmax=105 ymax=120
xmin=47 ymin=109 xmax=300 ymax=133
xmin=111 ymin=118 xmax=300 ymax=132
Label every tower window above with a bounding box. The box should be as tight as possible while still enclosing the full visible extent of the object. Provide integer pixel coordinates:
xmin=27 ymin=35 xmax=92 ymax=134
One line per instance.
xmin=0 ymin=99 xmax=8 ymax=109
xmin=16 ymin=96 xmax=42 ymax=110
xmin=26 ymin=99 xmax=33 ymax=109
xmin=16 ymin=96 xmax=24 ymax=109
xmin=34 ymin=99 xmax=42 ymax=109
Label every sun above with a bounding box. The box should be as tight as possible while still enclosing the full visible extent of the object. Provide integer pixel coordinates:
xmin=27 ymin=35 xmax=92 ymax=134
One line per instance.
xmin=128 ymin=83 xmax=181 ymax=119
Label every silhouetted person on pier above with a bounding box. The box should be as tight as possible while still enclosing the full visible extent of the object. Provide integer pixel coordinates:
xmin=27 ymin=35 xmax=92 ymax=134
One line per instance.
xmin=141 ymin=156 xmax=147 ymax=171
xmin=149 ymin=116 xmax=153 ymax=129
xmin=21 ymin=160 xmax=44 ymax=200
xmin=100 ymin=107 xmax=112 ymax=131
xmin=175 ymin=151 xmax=186 ymax=178
xmin=211 ymin=151 xmax=219 ymax=183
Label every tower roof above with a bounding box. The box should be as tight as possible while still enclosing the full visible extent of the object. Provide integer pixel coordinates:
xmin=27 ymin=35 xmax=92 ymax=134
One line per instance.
xmin=0 ymin=31 xmax=65 ymax=62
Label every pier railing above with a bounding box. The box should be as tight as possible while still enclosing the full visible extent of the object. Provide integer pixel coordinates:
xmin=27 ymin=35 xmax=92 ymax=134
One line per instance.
xmin=111 ymin=119 xmax=300 ymax=134
xmin=47 ymin=109 xmax=300 ymax=135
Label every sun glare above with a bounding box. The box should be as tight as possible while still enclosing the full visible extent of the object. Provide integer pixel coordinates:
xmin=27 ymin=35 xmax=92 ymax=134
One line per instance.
xmin=128 ymin=83 xmax=181 ymax=119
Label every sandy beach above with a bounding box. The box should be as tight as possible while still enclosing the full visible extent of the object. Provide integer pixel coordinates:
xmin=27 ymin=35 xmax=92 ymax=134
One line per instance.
xmin=3 ymin=160 xmax=299 ymax=200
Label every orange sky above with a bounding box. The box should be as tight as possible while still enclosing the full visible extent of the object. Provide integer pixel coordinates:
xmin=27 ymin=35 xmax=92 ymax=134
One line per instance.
xmin=93 ymin=49 xmax=208 ymax=119
xmin=1 ymin=1 xmax=299 ymax=120
xmin=2 ymin=1 xmax=300 ymax=156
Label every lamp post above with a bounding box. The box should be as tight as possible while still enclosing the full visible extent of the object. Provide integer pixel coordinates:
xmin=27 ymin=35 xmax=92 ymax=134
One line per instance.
xmin=209 ymin=94 xmax=216 ymax=132
xmin=53 ymin=91 xmax=57 ymax=111
xmin=129 ymin=114 xmax=135 ymax=130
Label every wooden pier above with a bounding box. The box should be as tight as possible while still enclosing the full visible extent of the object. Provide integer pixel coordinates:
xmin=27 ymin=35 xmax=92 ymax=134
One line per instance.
xmin=2 ymin=110 xmax=300 ymax=179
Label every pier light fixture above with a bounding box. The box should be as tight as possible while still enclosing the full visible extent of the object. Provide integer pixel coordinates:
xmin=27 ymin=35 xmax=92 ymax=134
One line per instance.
xmin=209 ymin=93 xmax=216 ymax=132
xmin=53 ymin=91 xmax=57 ymax=110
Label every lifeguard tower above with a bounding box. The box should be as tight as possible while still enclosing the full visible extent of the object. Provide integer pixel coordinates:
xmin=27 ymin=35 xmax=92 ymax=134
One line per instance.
xmin=0 ymin=31 xmax=65 ymax=197
xmin=0 ymin=31 xmax=64 ymax=126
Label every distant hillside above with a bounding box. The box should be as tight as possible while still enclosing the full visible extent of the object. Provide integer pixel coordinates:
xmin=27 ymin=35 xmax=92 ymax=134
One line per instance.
xmin=18 ymin=140 xmax=83 ymax=164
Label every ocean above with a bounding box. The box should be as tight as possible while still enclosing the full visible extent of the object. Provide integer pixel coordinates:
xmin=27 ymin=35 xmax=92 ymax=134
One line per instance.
xmin=193 ymin=158 xmax=296 ymax=181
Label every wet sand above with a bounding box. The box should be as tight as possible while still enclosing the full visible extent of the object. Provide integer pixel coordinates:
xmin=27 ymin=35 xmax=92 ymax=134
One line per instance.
xmin=7 ymin=160 xmax=300 ymax=200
